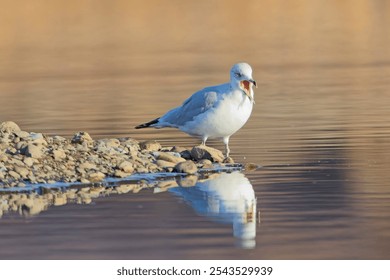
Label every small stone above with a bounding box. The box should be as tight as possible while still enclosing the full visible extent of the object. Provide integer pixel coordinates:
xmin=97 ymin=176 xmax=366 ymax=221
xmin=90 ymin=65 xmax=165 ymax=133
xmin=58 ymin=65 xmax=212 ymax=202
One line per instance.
xmin=156 ymin=159 xmax=176 ymax=168
xmin=14 ymin=166 xmax=29 ymax=177
xmin=198 ymin=159 xmax=214 ymax=169
xmin=104 ymin=138 xmax=120 ymax=148
xmin=14 ymin=131 xmax=30 ymax=139
xmin=174 ymin=160 xmax=198 ymax=174
xmin=71 ymin=132 xmax=93 ymax=144
xmin=223 ymin=157 xmax=235 ymax=164
xmin=154 ymin=151 xmax=186 ymax=164
xmin=139 ymin=140 xmax=161 ymax=151
xmin=53 ymin=149 xmax=66 ymax=161
xmin=88 ymin=172 xmax=105 ymax=182
xmin=0 ymin=121 xmax=21 ymax=133
xmin=118 ymin=161 xmax=134 ymax=173
xmin=244 ymin=163 xmax=259 ymax=171
xmin=9 ymin=170 xmax=21 ymax=180
xmin=114 ymin=170 xmax=130 ymax=178
xmin=191 ymin=145 xmax=224 ymax=162
xmin=79 ymin=162 xmax=97 ymax=170
xmin=23 ymin=157 xmax=35 ymax=167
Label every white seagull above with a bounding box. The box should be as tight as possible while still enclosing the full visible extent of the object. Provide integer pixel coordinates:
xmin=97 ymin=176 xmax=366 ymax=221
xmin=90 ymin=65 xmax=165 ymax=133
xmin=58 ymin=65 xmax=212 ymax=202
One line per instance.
xmin=135 ymin=62 xmax=256 ymax=157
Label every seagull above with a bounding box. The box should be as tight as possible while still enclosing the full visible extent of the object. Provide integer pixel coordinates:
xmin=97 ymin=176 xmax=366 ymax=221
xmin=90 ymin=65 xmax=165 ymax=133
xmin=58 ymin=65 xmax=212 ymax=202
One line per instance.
xmin=135 ymin=62 xmax=256 ymax=158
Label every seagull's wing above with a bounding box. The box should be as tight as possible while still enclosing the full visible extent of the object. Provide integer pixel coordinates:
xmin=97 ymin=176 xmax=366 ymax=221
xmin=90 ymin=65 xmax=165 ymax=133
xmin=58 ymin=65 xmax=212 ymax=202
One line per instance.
xmin=158 ymin=84 xmax=228 ymax=127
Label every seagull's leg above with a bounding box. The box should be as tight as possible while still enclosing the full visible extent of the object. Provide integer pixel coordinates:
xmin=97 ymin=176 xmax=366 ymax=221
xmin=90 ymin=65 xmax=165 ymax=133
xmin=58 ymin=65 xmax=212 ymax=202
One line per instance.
xmin=201 ymin=136 xmax=207 ymax=146
xmin=223 ymin=136 xmax=230 ymax=158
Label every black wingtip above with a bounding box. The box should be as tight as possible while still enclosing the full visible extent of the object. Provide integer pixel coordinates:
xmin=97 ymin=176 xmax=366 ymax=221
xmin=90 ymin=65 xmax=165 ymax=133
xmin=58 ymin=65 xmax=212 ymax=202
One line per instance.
xmin=135 ymin=118 xmax=159 ymax=129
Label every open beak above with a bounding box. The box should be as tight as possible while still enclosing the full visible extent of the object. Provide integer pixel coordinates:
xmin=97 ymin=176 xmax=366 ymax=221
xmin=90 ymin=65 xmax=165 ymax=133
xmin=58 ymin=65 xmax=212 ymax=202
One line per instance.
xmin=240 ymin=79 xmax=257 ymax=103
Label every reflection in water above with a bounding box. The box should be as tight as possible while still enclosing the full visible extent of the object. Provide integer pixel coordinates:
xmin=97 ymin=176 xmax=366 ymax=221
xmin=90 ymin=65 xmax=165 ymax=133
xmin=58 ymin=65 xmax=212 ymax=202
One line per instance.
xmin=0 ymin=172 xmax=257 ymax=248
xmin=169 ymin=172 xmax=257 ymax=249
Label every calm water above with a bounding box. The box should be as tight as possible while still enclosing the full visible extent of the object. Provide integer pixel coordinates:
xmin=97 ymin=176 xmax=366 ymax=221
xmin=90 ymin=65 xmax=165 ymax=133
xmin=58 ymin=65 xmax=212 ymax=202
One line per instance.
xmin=1 ymin=0 xmax=390 ymax=259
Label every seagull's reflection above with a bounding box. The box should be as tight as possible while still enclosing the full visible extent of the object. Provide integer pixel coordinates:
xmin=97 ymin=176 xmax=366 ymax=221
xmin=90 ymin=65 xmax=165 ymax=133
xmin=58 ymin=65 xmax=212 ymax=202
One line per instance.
xmin=169 ymin=172 xmax=258 ymax=249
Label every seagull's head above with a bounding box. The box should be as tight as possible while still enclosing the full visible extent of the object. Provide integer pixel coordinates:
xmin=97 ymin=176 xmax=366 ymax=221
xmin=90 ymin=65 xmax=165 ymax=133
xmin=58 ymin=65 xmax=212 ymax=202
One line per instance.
xmin=230 ymin=62 xmax=257 ymax=103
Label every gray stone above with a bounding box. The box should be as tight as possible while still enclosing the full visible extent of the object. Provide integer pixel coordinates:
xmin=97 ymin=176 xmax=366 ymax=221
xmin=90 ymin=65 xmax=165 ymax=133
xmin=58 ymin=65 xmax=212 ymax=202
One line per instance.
xmin=174 ymin=160 xmax=198 ymax=174
xmin=191 ymin=145 xmax=224 ymax=162
xmin=14 ymin=131 xmax=30 ymax=139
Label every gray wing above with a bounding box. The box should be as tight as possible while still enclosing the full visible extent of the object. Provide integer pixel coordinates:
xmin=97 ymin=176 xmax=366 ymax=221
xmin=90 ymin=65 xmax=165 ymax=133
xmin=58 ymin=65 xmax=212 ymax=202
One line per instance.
xmin=158 ymin=85 xmax=226 ymax=127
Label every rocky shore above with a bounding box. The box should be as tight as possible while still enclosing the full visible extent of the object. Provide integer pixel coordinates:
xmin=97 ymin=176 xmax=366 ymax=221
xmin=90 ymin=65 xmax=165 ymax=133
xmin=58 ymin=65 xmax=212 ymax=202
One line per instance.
xmin=0 ymin=121 xmax=241 ymax=188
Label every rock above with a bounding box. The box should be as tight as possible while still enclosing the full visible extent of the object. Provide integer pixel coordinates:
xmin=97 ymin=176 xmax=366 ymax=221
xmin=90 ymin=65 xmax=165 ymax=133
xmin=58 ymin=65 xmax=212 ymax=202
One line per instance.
xmin=190 ymin=145 xmax=224 ymax=162
xmin=14 ymin=131 xmax=30 ymax=139
xmin=9 ymin=170 xmax=21 ymax=180
xmin=104 ymin=138 xmax=120 ymax=148
xmin=30 ymin=133 xmax=47 ymax=146
xmin=71 ymin=132 xmax=93 ymax=144
xmin=223 ymin=157 xmax=235 ymax=164
xmin=174 ymin=160 xmax=198 ymax=174
xmin=198 ymin=159 xmax=214 ymax=169
xmin=154 ymin=151 xmax=186 ymax=164
xmin=156 ymin=160 xmax=176 ymax=169
xmin=79 ymin=162 xmax=97 ymax=171
xmin=53 ymin=149 xmax=66 ymax=161
xmin=244 ymin=163 xmax=259 ymax=171
xmin=14 ymin=166 xmax=29 ymax=178
xmin=114 ymin=170 xmax=130 ymax=178
xmin=88 ymin=172 xmax=105 ymax=182
xmin=118 ymin=161 xmax=134 ymax=173
xmin=23 ymin=157 xmax=35 ymax=167
xmin=23 ymin=144 xmax=43 ymax=159
xmin=139 ymin=140 xmax=161 ymax=151
xmin=0 ymin=121 xmax=21 ymax=133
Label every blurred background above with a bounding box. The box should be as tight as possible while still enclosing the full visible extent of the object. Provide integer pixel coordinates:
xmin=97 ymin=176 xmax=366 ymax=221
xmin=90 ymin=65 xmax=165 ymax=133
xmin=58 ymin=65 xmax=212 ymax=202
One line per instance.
xmin=0 ymin=0 xmax=389 ymax=259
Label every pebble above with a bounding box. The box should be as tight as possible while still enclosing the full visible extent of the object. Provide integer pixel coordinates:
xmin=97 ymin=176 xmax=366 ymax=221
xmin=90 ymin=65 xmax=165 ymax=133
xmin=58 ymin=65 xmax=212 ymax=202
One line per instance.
xmin=139 ymin=140 xmax=161 ymax=151
xmin=154 ymin=151 xmax=186 ymax=164
xmin=23 ymin=144 xmax=44 ymax=159
xmin=0 ymin=121 xmax=21 ymax=133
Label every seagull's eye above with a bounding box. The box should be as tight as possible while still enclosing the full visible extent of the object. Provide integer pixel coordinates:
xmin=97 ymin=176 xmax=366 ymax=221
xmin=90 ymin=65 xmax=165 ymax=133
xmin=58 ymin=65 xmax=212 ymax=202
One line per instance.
xmin=235 ymin=72 xmax=242 ymax=78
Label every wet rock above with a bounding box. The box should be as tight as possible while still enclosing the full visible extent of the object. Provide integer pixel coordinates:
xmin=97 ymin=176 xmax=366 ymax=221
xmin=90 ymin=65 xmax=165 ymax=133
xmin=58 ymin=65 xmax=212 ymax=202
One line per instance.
xmin=71 ymin=132 xmax=93 ymax=144
xmin=174 ymin=160 xmax=198 ymax=174
xmin=191 ymin=145 xmax=224 ymax=162
xmin=244 ymin=163 xmax=259 ymax=171
xmin=0 ymin=121 xmax=21 ymax=133
xmin=139 ymin=140 xmax=161 ymax=151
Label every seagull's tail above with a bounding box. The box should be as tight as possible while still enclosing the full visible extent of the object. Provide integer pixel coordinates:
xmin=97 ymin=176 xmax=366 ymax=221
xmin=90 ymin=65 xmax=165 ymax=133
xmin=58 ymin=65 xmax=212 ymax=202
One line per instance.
xmin=135 ymin=118 xmax=160 ymax=129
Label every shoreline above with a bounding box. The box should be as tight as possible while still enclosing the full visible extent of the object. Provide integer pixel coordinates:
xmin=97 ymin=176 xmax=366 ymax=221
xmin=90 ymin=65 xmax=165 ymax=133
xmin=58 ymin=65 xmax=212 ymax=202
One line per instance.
xmin=1 ymin=121 xmax=254 ymax=189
